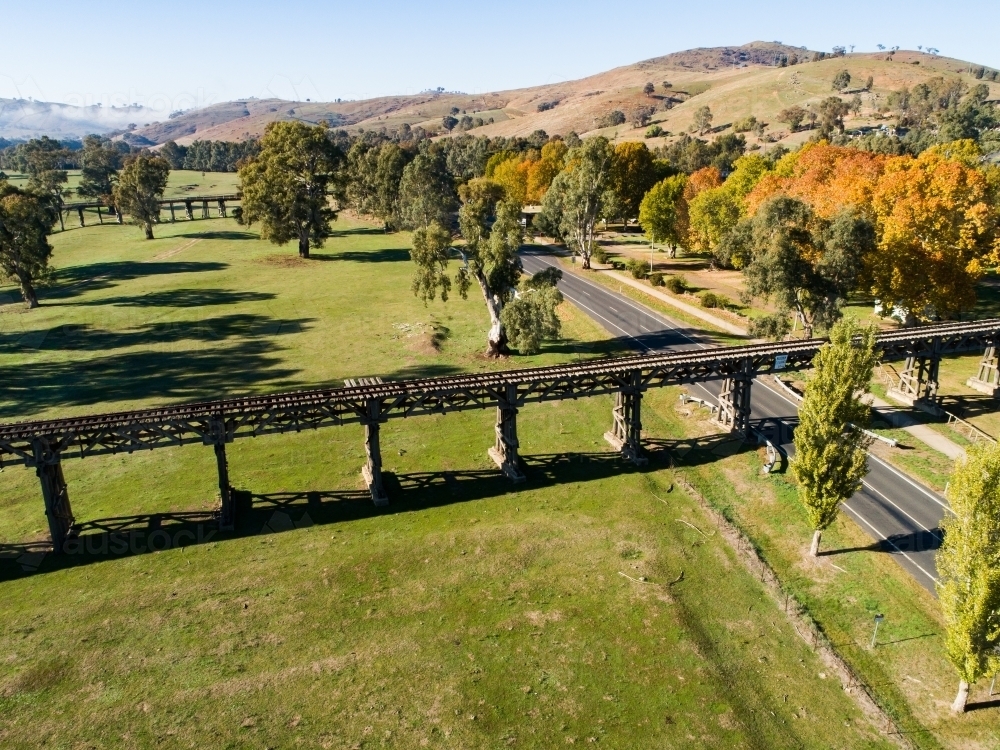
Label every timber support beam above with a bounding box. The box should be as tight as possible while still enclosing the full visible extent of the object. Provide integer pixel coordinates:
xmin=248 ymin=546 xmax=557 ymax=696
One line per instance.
xmin=33 ymin=439 xmax=75 ymax=552
xmin=888 ymin=338 xmax=943 ymax=415
xmin=77 ymin=207 xmax=85 ymax=227
xmin=967 ymin=344 xmax=999 ymax=398
xmin=716 ymin=358 xmax=753 ymax=436
xmin=185 ymin=200 xmax=194 ymax=220
xmin=201 ymin=200 xmax=209 ymax=219
xmin=217 ymin=199 xmax=227 ymax=218
xmin=489 ymin=383 xmax=526 ymax=481
xmin=207 ymin=415 xmax=236 ymax=530
xmin=361 ymin=399 xmax=389 ymax=507
xmin=604 ymin=369 xmax=648 ymax=464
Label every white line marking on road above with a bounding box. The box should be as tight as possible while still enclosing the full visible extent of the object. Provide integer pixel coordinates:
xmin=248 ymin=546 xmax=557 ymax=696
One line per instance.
xmin=756 ymin=378 xmax=952 ymax=514
xmin=860 ymin=480 xmax=943 ymax=539
xmin=841 ymin=503 xmax=938 ymax=583
xmin=560 ymin=293 xmax=651 ymax=352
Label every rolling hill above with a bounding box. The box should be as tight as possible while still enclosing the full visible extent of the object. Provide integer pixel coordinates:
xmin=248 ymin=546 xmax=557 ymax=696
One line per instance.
xmin=3 ymin=42 xmax=998 ymax=150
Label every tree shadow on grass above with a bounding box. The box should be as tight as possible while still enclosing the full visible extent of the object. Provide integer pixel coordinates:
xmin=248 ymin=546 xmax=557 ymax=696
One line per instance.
xmin=0 ymin=326 xmax=310 ymax=418
xmin=43 ymin=261 xmax=229 ymax=302
xmin=0 ymin=313 xmax=313 ymax=355
xmin=0 ymin=450 xmax=661 ymax=581
xmin=965 ymin=698 xmax=1000 ymax=712
xmin=819 ymin=528 xmax=944 ymax=557
xmin=176 ymin=230 xmax=257 ymax=241
xmin=310 ymin=249 xmax=411 ymax=263
xmin=66 ymin=288 xmax=276 ymax=308
xmin=330 ymin=226 xmax=391 ymax=238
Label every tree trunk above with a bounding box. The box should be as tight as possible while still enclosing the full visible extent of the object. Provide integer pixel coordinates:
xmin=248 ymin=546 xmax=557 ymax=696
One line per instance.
xmin=951 ymin=680 xmax=969 ymax=713
xmin=144 ymin=221 xmax=154 ymax=240
xmin=16 ymin=272 xmax=38 ymax=309
xmin=298 ymin=229 xmax=310 ymax=258
xmin=480 ymin=281 xmax=508 ymax=358
xmin=809 ymin=529 xmax=822 ymax=557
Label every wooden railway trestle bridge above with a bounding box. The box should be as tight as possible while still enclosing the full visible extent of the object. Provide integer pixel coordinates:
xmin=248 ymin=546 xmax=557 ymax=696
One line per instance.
xmin=58 ymin=193 xmax=241 ymax=230
xmin=3 ymin=319 xmax=999 ymax=553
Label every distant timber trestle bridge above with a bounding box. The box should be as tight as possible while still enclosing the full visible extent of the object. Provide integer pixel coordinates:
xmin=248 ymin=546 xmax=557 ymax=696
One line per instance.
xmin=57 ymin=193 xmax=241 ymax=230
xmin=3 ymin=319 xmax=999 ymax=552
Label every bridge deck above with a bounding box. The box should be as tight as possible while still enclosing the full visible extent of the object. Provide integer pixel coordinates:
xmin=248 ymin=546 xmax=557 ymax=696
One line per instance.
xmin=3 ymin=318 xmax=998 ymax=466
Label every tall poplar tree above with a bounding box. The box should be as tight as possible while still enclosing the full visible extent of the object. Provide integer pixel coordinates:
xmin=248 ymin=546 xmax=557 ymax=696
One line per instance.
xmin=937 ymin=442 xmax=1000 ymax=713
xmin=792 ymin=319 xmax=878 ymax=556
xmin=638 ymin=174 xmax=687 ymax=256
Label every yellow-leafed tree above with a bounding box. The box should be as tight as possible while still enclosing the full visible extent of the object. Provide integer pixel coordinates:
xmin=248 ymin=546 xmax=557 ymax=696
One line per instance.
xmin=937 ymin=441 xmax=1000 ymax=713
xmin=868 ymin=142 xmax=1000 ymax=318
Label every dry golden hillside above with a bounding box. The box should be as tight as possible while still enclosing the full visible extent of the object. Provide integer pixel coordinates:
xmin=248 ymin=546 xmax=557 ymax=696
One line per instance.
xmin=134 ymin=42 xmax=999 ymax=149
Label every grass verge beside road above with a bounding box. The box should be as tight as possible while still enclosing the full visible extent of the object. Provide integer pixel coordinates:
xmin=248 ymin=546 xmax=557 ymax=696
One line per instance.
xmin=1 ymin=216 xmax=891 ymax=747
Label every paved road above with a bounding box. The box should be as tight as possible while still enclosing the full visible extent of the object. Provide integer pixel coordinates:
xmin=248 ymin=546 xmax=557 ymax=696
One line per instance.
xmin=522 ymin=248 xmax=948 ymax=593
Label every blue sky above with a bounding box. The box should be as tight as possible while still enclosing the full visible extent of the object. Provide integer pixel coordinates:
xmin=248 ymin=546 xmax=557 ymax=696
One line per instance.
xmin=1 ymin=0 xmax=995 ymax=113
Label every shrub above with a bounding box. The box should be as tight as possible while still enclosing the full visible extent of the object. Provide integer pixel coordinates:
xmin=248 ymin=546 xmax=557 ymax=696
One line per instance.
xmin=700 ymin=291 xmax=734 ymax=309
xmin=610 ymin=259 xmax=627 ymax=271
xmin=748 ymin=314 xmax=792 ymax=340
xmin=596 ymin=110 xmax=626 ymax=128
xmin=649 ymin=271 xmax=665 ymax=287
xmin=591 ymin=247 xmax=608 ymax=264
xmin=645 ymin=124 xmax=664 ymax=138
xmin=699 ymin=291 xmax=720 ymax=308
xmin=625 ymin=258 xmax=648 ymax=279
xmin=732 ymin=115 xmax=758 ymax=133
xmin=665 ymin=276 xmax=687 ymax=294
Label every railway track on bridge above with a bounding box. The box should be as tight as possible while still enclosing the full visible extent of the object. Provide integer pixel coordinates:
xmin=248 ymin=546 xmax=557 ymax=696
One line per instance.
xmin=4 ymin=319 xmax=999 ymax=551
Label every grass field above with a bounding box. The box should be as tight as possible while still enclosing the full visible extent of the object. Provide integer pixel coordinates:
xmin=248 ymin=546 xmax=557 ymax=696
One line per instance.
xmin=666 ymin=398 xmax=1000 ymax=749
xmin=0 ymin=214 xmax=900 ymax=748
xmin=2 ymin=170 xmax=241 ymax=201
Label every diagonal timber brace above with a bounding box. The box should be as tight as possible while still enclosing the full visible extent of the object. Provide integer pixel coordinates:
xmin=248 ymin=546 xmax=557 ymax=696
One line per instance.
xmin=967 ymin=345 xmax=999 ymax=398
xmin=888 ymin=339 xmax=943 ymax=414
xmin=716 ymin=358 xmax=753 ymax=435
xmin=604 ymin=370 xmax=648 ymax=465
xmin=489 ymin=383 xmax=526 ymax=482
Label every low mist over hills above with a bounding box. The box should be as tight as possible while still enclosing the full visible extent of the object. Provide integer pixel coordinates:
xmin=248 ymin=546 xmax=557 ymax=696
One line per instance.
xmin=3 ymin=42 xmax=997 ymax=148
xmin=0 ymin=99 xmax=152 ymax=140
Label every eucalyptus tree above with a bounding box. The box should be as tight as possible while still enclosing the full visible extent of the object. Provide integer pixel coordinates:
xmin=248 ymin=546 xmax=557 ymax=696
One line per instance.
xmin=112 ymin=154 xmax=170 ymax=240
xmin=239 ymin=121 xmax=343 ymax=257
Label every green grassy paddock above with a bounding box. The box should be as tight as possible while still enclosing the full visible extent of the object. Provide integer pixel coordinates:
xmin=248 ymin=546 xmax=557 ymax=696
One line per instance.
xmin=0 ymin=216 xmax=894 ymax=748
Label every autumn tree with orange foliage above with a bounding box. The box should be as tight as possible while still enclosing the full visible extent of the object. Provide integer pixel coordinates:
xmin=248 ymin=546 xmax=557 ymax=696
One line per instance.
xmin=745 ymin=142 xmax=887 ymax=219
xmin=675 ymin=166 xmax=722 ymax=246
xmin=525 ymin=140 xmax=568 ymax=204
xmin=869 ymin=145 xmax=1000 ymax=317
xmin=744 ymin=140 xmax=1000 ymax=319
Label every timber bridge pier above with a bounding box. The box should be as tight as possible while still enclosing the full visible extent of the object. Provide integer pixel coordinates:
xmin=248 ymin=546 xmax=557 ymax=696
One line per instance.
xmin=58 ymin=193 xmax=241 ymax=230
xmin=3 ymin=319 xmax=999 ymax=552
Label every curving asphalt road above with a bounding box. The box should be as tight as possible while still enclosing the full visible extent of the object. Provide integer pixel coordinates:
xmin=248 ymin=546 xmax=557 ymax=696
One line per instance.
xmin=521 ymin=248 xmax=948 ymax=593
